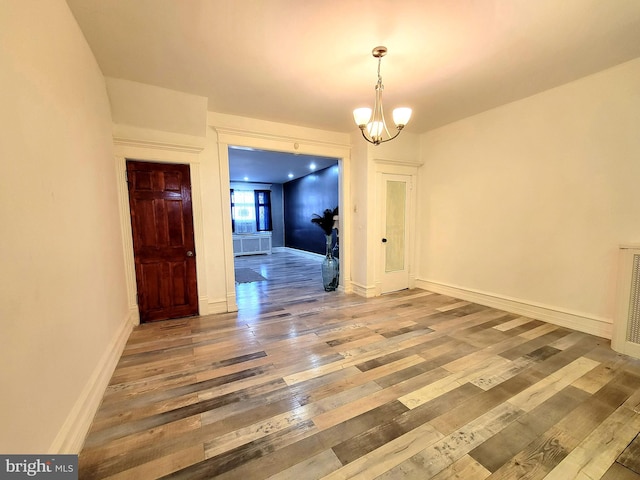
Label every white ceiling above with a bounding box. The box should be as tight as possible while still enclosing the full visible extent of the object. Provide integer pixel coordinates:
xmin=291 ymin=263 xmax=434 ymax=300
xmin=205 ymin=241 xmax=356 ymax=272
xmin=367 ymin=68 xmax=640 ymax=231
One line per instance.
xmin=66 ymin=0 xmax=640 ymax=183
xmin=66 ymin=0 xmax=640 ymax=135
xmin=228 ymin=147 xmax=338 ymax=184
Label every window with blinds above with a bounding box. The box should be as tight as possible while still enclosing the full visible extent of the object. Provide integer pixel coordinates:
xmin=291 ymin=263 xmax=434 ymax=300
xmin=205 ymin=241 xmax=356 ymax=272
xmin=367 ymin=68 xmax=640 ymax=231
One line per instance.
xmin=230 ymin=189 xmax=272 ymax=233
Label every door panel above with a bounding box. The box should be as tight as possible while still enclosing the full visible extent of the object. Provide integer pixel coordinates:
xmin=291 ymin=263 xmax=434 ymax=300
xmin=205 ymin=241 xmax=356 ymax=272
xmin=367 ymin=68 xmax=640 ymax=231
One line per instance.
xmin=385 ymin=180 xmax=406 ymax=273
xmin=381 ymin=174 xmax=410 ymax=294
xmin=127 ymin=160 xmax=198 ymax=322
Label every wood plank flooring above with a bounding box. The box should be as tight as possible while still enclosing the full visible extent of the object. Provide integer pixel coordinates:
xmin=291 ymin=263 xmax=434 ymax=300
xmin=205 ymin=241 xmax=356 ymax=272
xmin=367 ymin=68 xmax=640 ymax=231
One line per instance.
xmin=79 ymin=249 xmax=640 ymax=479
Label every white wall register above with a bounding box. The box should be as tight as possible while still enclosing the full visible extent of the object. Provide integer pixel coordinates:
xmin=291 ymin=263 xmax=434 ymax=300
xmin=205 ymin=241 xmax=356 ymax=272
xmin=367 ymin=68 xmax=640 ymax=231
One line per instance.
xmin=612 ymin=244 xmax=640 ymax=359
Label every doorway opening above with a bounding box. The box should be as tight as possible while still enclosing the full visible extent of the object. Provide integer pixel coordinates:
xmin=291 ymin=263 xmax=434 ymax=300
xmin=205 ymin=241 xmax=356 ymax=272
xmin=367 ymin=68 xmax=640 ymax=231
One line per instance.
xmin=228 ymin=147 xmax=340 ymax=311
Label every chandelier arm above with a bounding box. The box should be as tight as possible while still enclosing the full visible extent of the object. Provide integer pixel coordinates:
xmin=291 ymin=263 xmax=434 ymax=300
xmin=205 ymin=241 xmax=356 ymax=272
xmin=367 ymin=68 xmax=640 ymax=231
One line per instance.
xmin=376 ymin=126 xmax=405 ymax=144
xmin=359 ymin=127 xmax=376 ymax=145
xmin=380 ymin=104 xmax=393 ymax=139
xmin=360 ymin=126 xmax=403 ymax=145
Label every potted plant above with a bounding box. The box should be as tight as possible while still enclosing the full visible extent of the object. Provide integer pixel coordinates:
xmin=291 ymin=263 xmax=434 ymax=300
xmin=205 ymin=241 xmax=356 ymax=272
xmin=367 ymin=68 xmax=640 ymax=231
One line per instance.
xmin=311 ymin=207 xmax=339 ymax=291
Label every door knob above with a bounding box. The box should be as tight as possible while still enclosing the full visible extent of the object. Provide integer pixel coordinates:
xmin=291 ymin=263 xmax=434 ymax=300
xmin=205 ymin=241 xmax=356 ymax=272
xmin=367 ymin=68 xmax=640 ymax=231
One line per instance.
xmin=186 ymin=250 xmax=194 ymax=257
xmin=381 ymin=238 xmax=387 ymax=243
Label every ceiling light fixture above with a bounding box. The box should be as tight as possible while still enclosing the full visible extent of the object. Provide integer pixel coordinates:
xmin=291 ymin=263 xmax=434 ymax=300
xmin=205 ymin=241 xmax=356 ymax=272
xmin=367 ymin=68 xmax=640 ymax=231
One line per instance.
xmin=353 ymin=46 xmax=412 ymax=145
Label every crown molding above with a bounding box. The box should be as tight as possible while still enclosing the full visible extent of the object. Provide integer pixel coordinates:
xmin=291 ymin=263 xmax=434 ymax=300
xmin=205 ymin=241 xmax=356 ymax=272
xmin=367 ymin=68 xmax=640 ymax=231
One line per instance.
xmin=112 ymin=124 xmax=206 ymax=154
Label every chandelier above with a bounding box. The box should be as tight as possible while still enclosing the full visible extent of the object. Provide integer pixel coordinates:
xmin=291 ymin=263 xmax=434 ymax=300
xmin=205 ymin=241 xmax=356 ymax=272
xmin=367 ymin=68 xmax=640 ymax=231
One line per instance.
xmin=353 ymin=46 xmax=412 ymax=145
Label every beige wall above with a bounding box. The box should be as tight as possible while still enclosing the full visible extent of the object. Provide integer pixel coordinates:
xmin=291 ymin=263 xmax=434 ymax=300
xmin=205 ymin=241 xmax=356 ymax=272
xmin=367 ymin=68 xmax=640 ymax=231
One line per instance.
xmin=417 ymin=58 xmax=640 ymax=336
xmin=0 ymin=0 xmax=129 ymax=453
xmin=107 ymin=77 xmax=208 ymax=138
xmin=349 ymin=132 xmax=371 ymax=292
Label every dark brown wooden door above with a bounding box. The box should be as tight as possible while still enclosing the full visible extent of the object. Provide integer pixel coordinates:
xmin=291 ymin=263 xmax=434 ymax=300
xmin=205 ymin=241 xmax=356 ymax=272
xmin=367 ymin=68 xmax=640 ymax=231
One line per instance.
xmin=126 ymin=160 xmax=198 ymax=322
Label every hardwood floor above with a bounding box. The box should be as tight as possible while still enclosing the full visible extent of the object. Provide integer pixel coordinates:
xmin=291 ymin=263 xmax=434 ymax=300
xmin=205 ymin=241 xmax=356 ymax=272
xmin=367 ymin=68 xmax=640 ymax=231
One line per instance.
xmin=79 ymin=249 xmax=640 ymax=479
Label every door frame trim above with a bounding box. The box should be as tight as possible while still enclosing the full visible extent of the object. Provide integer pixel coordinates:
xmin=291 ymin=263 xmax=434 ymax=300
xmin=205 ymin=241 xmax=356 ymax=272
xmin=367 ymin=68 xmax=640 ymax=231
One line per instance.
xmin=374 ymin=161 xmax=418 ymax=296
xmin=114 ymin=137 xmax=207 ymax=325
xmin=211 ymin=124 xmax=352 ymax=312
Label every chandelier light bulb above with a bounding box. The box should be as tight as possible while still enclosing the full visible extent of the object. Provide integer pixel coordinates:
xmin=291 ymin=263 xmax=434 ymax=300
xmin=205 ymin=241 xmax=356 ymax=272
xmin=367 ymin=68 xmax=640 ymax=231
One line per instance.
xmin=367 ymin=121 xmax=384 ymax=138
xmin=392 ymin=107 xmax=412 ymax=127
xmin=353 ymin=107 xmax=373 ymax=127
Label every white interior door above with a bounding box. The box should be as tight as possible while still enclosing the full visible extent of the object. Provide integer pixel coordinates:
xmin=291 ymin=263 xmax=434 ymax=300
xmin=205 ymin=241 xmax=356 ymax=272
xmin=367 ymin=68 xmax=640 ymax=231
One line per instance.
xmin=380 ymin=173 xmax=411 ymax=293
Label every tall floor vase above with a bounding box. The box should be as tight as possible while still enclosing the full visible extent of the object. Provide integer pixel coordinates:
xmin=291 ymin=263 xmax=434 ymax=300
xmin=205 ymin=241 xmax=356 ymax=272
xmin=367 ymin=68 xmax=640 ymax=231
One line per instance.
xmin=322 ymin=234 xmax=339 ymax=291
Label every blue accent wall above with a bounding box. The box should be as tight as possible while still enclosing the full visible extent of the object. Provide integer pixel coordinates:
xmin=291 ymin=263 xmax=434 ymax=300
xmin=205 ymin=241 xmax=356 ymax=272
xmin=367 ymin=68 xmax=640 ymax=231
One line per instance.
xmin=270 ymin=183 xmax=284 ymax=247
xmin=284 ymin=165 xmax=339 ymax=254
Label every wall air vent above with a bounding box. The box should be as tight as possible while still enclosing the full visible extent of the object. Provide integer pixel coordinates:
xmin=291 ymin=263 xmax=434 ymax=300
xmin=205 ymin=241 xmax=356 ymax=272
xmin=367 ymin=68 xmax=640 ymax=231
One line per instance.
xmin=612 ymin=245 xmax=640 ymax=359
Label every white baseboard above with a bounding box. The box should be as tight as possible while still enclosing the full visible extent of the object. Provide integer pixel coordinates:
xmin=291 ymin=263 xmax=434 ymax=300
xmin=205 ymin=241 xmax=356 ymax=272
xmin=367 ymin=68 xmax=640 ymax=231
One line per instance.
xmin=416 ymin=279 xmax=613 ymax=339
xmin=339 ymin=282 xmax=353 ymax=295
xmin=49 ymin=311 xmax=134 ymax=454
xmin=351 ymin=281 xmax=377 ymax=298
xmin=208 ymin=297 xmax=234 ymax=314
xmin=283 ymin=247 xmax=325 ymax=260
xmin=128 ymin=305 xmax=140 ymax=325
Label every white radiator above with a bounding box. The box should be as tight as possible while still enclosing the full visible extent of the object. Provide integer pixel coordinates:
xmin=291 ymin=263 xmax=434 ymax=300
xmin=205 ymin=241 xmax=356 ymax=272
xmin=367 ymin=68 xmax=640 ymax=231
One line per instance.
xmin=232 ymin=233 xmax=272 ymax=256
xmin=612 ymin=245 xmax=640 ymax=359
